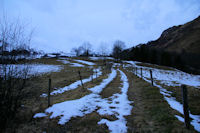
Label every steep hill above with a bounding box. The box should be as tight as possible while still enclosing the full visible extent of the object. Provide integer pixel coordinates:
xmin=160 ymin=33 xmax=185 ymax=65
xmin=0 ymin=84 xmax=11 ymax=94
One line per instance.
xmin=148 ymin=16 xmax=200 ymax=54
xmin=120 ymin=16 xmax=200 ymax=74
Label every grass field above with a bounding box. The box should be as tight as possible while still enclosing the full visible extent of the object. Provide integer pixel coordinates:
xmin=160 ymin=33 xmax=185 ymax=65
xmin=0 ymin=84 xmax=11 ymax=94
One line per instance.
xmin=6 ymin=57 xmax=199 ymax=133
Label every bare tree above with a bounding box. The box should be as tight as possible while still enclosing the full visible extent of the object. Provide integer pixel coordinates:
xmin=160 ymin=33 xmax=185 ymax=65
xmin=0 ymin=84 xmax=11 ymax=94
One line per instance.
xmin=0 ymin=15 xmax=33 ymax=62
xmin=71 ymin=46 xmax=83 ymax=56
xmin=99 ymin=42 xmax=109 ymax=65
xmin=0 ymin=15 xmax=33 ymax=132
xmin=99 ymin=42 xmax=108 ymax=57
xmin=112 ymin=40 xmax=125 ymax=61
xmin=81 ymin=42 xmax=92 ymax=56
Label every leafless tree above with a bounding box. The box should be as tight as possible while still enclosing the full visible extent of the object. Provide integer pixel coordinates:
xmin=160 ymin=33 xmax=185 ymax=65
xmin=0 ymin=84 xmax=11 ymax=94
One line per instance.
xmin=81 ymin=41 xmax=92 ymax=56
xmin=0 ymin=15 xmax=33 ymax=62
xmin=0 ymin=15 xmax=33 ymax=132
xmin=99 ymin=42 xmax=108 ymax=57
xmin=71 ymin=46 xmax=83 ymax=56
xmin=112 ymin=40 xmax=125 ymax=61
xmin=99 ymin=42 xmax=109 ymax=65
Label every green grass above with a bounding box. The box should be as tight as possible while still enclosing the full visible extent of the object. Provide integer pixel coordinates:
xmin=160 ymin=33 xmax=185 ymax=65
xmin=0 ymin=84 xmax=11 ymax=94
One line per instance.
xmin=123 ymin=68 xmax=196 ymax=133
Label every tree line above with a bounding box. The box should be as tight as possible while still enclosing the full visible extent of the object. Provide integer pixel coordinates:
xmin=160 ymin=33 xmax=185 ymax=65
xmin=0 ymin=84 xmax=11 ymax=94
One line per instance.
xmin=71 ymin=40 xmax=125 ymax=58
xmin=119 ymin=44 xmax=200 ymax=74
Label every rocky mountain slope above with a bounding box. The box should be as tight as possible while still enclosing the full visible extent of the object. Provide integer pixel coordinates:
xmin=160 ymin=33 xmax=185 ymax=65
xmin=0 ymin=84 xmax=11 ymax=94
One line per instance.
xmin=147 ymin=16 xmax=200 ymax=54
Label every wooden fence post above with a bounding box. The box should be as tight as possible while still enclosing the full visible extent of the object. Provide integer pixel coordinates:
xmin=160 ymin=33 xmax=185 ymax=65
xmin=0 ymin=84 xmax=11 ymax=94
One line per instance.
xmin=96 ymin=70 xmax=98 ymax=80
xmin=181 ymin=85 xmax=190 ymax=129
xmin=150 ymin=70 xmax=153 ymax=86
xmin=78 ymin=71 xmax=84 ymax=90
xmin=136 ymin=67 xmax=137 ymax=76
xmin=91 ymin=70 xmax=93 ymax=83
xmin=48 ymin=78 xmax=51 ymax=107
xmin=134 ymin=67 xmax=136 ymax=75
xmin=141 ymin=68 xmax=143 ymax=78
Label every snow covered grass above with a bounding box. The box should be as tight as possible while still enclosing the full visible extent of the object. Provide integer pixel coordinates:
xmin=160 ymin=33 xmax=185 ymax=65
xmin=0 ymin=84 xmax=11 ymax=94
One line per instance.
xmin=0 ymin=64 xmax=63 ymax=77
xmin=74 ymin=59 xmax=95 ymax=66
xmin=97 ymin=70 xmax=133 ymax=133
xmin=48 ymin=68 xmax=102 ymax=95
xmin=35 ymin=69 xmax=117 ymax=123
xmin=89 ymin=57 xmax=114 ymax=60
xmin=29 ymin=64 xmax=62 ymax=75
xmin=157 ymin=82 xmax=200 ymax=132
xmin=1 ymin=54 xmax=44 ymax=60
xmin=145 ymin=68 xmax=200 ymax=88
xmin=126 ymin=61 xmax=200 ymax=88
xmin=44 ymin=54 xmax=57 ymax=58
xmin=34 ymin=69 xmax=133 ymax=133
xmin=88 ymin=69 xmax=117 ymax=94
xmin=70 ymin=63 xmax=84 ymax=67
xmin=57 ymin=59 xmax=70 ymax=64
xmin=113 ymin=63 xmax=121 ymax=67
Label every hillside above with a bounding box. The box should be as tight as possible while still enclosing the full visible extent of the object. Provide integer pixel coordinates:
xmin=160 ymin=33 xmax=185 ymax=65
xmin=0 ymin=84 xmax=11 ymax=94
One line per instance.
xmin=148 ymin=16 xmax=200 ymax=54
xmin=120 ymin=16 xmax=200 ymax=74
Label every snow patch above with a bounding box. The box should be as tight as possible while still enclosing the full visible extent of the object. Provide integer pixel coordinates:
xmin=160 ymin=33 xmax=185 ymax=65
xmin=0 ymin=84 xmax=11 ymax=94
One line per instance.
xmin=57 ymin=60 xmax=70 ymax=64
xmin=49 ymin=68 xmax=102 ymax=95
xmin=126 ymin=61 xmax=200 ymax=88
xmin=97 ymin=70 xmax=133 ymax=133
xmin=74 ymin=59 xmax=95 ymax=66
xmin=88 ymin=69 xmax=117 ymax=93
xmin=34 ymin=113 xmax=47 ymax=118
xmin=70 ymin=63 xmax=84 ymax=67
xmin=35 ymin=69 xmax=133 ymax=133
xmin=35 ymin=69 xmax=117 ymax=124
xmin=0 ymin=64 xmax=63 ymax=78
xmin=90 ymin=57 xmax=114 ymax=60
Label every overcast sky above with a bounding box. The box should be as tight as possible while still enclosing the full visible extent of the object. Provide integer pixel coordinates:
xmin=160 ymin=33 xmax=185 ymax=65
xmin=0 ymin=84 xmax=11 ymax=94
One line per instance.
xmin=1 ymin=0 xmax=200 ymax=53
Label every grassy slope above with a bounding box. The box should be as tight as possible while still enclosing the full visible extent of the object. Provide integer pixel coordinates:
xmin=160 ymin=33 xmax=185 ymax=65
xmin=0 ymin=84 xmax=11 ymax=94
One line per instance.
xmin=122 ymin=68 xmax=196 ymax=133
xmin=130 ymin=61 xmax=200 ymax=115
